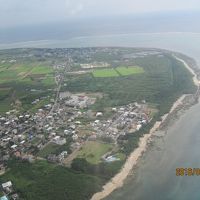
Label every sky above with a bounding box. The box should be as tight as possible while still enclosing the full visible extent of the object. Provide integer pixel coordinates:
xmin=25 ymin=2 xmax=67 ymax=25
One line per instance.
xmin=0 ymin=0 xmax=200 ymax=28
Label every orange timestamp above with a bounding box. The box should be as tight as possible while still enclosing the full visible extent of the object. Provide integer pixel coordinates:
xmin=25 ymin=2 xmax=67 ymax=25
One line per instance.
xmin=176 ymin=168 xmax=200 ymax=176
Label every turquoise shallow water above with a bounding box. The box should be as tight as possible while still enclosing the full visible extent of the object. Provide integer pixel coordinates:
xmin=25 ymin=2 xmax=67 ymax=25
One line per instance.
xmin=2 ymin=32 xmax=200 ymax=200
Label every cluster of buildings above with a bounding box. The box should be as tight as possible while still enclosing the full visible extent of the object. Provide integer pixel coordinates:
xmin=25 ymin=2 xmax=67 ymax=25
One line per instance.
xmin=123 ymin=50 xmax=163 ymax=59
xmin=90 ymin=102 xmax=151 ymax=142
xmin=0 ymin=110 xmax=38 ymax=167
xmin=0 ymin=47 xmax=155 ymax=170
xmin=0 ymin=86 xmax=152 ymax=169
xmin=80 ymin=62 xmax=110 ymax=69
xmin=0 ymin=181 xmax=19 ymax=200
xmin=0 ymin=91 xmax=99 ymax=168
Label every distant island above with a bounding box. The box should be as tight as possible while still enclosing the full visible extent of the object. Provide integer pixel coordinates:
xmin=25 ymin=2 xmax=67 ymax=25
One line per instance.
xmin=0 ymin=47 xmax=197 ymax=200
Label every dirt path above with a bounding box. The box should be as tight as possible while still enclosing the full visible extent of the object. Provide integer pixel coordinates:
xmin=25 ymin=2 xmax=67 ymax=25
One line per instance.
xmin=62 ymin=146 xmax=82 ymax=167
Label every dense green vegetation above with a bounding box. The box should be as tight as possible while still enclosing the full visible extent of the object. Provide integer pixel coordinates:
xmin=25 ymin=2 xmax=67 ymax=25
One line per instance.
xmin=71 ymin=158 xmax=124 ymax=180
xmin=92 ymin=68 xmax=119 ymax=77
xmin=116 ymin=66 xmax=144 ymax=75
xmin=65 ymin=54 xmax=196 ymax=116
xmin=92 ymin=66 xmax=144 ymax=77
xmin=0 ymin=160 xmax=103 ymax=200
xmin=0 ymin=48 xmax=196 ymax=200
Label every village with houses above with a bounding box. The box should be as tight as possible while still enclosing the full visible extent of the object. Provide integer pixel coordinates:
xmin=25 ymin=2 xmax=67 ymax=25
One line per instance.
xmin=0 ymin=90 xmax=152 ymax=166
xmin=0 ymin=93 xmax=151 ymax=199
xmin=0 ymin=47 xmax=163 ymax=199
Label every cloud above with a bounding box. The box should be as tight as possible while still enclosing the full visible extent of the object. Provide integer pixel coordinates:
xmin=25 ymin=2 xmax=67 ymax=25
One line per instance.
xmin=0 ymin=0 xmax=200 ymax=28
xmin=65 ymin=0 xmax=84 ymax=16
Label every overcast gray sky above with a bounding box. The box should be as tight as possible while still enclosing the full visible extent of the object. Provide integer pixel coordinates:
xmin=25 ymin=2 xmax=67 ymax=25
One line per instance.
xmin=1 ymin=0 xmax=200 ymax=28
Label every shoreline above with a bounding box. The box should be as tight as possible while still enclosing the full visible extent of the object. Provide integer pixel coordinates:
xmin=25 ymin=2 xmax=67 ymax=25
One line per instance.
xmin=91 ymin=56 xmax=199 ymax=200
xmin=174 ymin=56 xmax=199 ymax=87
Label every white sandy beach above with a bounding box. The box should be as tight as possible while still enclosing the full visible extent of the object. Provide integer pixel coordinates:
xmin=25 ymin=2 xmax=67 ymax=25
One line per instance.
xmin=174 ymin=56 xmax=199 ymax=87
xmin=90 ymin=56 xmax=199 ymax=200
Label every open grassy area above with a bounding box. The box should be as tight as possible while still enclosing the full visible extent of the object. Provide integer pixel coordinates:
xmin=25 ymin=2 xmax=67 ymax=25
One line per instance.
xmin=114 ymin=152 xmax=126 ymax=161
xmin=92 ymin=68 xmax=119 ymax=77
xmin=77 ymin=141 xmax=113 ymax=164
xmin=0 ymin=160 xmax=104 ymax=200
xmin=0 ymin=64 xmax=53 ymax=83
xmin=0 ymin=87 xmax=13 ymax=112
xmin=116 ymin=66 xmax=144 ymax=75
xmin=41 ymin=75 xmax=55 ymax=86
xmin=0 ymin=101 xmax=12 ymax=113
xmin=31 ymin=65 xmax=54 ymax=74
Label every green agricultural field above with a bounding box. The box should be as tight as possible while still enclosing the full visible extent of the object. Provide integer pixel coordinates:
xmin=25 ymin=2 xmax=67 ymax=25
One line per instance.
xmin=116 ymin=66 xmax=144 ymax=75
xmin=0 ymin=101 xmax=12 ymax=113
xmin=0 ymin=88 xmax=12 ymax=112
xmin=77 ymin=141 xmax=113 ymax=164
xmin=92 ymin=68 xmax=119 ymax=77
xmin=31 ymin=65 xmax=54 ymax=74
xmin=0 ymin=87 xmax=11 ymax=96
xmin=15 ymin=64 xmax=33 ymax=75
xmin=0 ymin=61 xmax=55 ymax=113
xmin=0 ymin=70 xmax=18 ymax=84
xmin=0 ymin=63 xmax=54 ymax=84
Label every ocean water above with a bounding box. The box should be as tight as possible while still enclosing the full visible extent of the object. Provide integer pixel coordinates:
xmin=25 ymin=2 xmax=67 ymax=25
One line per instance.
xmin=106 ymin=102 xmax=200 ymax=200
xmin=2 ymin=32 xmax=200 ymax=200
xmin=1 ymin=32 xmax=200 ymax=64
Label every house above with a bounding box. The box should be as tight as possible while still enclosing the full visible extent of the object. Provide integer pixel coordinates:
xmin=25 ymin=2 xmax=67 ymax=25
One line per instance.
xmin=75 ymin=121 xmax=81 ymax=125
xmin=47 ymin=154 xmax=58 ymax=163
xmin=52 ymin=136 xmax=66 ymax=145
xmin=10 ymin=193 xmax=19 ymax=200
xmin=11 ymin=145 xmax=17 ymax=150
xmin=2 ymin=181 xmax=13 ymax=194
xmin=136 ymin=124 xmax=142 ymax=131
xmin=58 ymin=151 xmax=68 ymax=162
xmin=112 ymin=108 xmax=117 ymax=112
xmin=2 ymin=181 xmax=12 ymax=189
xmin=96 ymin=112 xmax=103 ymax=117
xmin=64 ymin=130 xmax=70 ymax=135
xmin=72 ymin=134 xmax=78 ymax=141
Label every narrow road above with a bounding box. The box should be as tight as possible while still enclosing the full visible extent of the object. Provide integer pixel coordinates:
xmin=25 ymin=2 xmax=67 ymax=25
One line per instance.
xmin=22 ymin=58 xmax=72 ymax=134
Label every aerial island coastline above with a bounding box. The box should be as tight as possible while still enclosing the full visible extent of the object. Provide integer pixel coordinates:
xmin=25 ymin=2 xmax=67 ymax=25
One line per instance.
xmin=0 ymin=47 xmax=198 ymax=200
xmin=1 ymin=1 xmax=200 ymax=199
xmin=91 ymin=55 xmax=200 ymax=200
